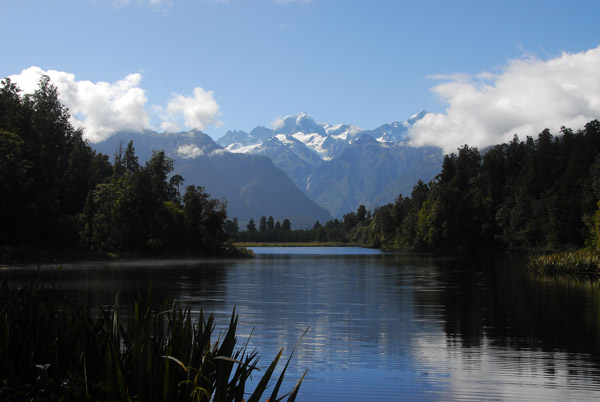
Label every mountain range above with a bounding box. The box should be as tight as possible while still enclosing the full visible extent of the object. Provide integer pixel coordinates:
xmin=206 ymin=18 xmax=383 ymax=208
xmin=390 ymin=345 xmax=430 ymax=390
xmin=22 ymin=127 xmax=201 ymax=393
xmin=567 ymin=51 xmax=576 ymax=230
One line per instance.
xmin=216 ymin=111 xmax=442 ymax=217
xmin=92 ymin=112 xmax=444 ymax=227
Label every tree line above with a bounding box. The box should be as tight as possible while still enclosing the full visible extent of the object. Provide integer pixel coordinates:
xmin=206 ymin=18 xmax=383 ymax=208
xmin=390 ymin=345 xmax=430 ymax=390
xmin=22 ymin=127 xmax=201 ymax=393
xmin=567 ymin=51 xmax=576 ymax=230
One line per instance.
xmin=0 ymin=76 xmax=234 ymax=259
xmin=232 ymin=205 xmax=373 ymax=244
xmin=234 ymin=121 xmax=600 ymax=254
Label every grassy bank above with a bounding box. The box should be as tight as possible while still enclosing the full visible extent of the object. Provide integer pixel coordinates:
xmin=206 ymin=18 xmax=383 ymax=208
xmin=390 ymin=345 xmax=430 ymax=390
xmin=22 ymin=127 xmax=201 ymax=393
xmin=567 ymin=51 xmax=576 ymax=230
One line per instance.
xmin=527 ymin=248 xmax=600 ymax=274
xmin=0 ymin=279 xmax=305 ymax=401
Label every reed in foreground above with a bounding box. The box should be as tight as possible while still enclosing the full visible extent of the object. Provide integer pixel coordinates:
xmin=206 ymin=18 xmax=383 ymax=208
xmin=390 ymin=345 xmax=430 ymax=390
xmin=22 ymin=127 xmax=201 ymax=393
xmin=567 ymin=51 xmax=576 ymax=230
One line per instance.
xmin=0 ymin=279 xmax=306 ymax=401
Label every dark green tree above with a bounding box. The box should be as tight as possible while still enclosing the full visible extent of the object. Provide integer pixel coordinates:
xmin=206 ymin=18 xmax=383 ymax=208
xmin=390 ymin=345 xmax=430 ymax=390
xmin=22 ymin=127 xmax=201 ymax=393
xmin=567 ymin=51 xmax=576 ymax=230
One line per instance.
xmin=224 ymin=218 xmax=239 ymax=236
xmin=259 ymin=216 xmax=267 ymax=232
xmin=282 ymin=218 xmax=291 ymax=231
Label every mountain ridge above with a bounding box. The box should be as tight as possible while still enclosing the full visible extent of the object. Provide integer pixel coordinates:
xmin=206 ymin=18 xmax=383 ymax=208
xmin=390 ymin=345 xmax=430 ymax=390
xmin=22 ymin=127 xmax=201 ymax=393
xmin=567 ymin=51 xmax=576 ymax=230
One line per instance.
xmin=216 ymin=111 xmax=443 ymax=217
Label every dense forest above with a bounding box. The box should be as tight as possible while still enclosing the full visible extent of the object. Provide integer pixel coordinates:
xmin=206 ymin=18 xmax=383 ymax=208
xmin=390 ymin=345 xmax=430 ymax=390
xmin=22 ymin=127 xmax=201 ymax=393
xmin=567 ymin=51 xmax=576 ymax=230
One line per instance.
xmin=365 ymin=122 xmax=600 ymax=253
xmin=237 ymin=121 xmax=600 ymax=254
xmin=0 ymin=77 xmax=234 ymax=260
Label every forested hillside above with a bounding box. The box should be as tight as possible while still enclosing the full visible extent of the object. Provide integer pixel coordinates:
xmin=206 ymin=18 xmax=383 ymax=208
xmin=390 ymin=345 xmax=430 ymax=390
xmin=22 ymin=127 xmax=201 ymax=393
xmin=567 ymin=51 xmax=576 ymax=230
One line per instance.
xmin=0 ymin=77 xmax=234 ymax=259
xmin=364 ymin=122 xmax=600 ymax=252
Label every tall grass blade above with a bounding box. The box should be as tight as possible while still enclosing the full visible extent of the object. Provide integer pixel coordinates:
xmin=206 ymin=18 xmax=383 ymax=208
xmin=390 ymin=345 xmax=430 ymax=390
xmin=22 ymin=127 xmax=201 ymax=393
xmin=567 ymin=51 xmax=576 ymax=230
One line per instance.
xmin=269 ymin=327 xmax=309 ymax=402
xmin=107 ymin=342 xmax=128 ymax=401
xmin=286 ymin=369 xmax=308 ymax=402
xmin=213 ymin=310 xmax=238 ymax=401
xmin=112 ymin=289 xmax=120 ymax=346
xmin=246 ymin=348 xmax=283 ymax=402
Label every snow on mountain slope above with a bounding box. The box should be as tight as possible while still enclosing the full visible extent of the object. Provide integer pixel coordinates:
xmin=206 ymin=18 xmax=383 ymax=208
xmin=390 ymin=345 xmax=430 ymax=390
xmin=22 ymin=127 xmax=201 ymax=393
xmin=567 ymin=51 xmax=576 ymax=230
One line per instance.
xmin=218 ymin=111 xmax=427 ymax=161
xmin=290 ymin=131 xmax=331 ymax=160
xmin=274 ymin=112 xmax=326 ymax=136
xmin=324 ymin=123 xmax=363 ymax=141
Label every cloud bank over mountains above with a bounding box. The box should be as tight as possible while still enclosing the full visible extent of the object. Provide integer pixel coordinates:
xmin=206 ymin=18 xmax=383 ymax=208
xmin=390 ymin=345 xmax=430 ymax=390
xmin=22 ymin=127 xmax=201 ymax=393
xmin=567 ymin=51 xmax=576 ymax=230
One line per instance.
xmin=408 ymin=45 xmax=600 ymax=154
xmin=8 ymin=66 xmax=221 ymax=143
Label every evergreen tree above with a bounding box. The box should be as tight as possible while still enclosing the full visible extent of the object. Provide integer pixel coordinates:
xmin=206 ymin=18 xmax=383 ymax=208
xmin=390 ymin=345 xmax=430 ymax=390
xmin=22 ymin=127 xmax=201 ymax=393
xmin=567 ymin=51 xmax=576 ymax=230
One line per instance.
xmin=259 ymin=216 xmax=267 ymax=232
xmin=267 ymin=215 xmax=275 ymax=231
xmin=282 ymin=218 xmax=291 ymax=231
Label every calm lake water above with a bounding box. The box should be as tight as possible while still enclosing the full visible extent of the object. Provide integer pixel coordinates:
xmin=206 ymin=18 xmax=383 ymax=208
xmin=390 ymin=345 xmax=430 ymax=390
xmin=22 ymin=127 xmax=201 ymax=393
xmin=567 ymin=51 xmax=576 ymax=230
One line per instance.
xmin=4 ymin=247 xmax=600 ymax=401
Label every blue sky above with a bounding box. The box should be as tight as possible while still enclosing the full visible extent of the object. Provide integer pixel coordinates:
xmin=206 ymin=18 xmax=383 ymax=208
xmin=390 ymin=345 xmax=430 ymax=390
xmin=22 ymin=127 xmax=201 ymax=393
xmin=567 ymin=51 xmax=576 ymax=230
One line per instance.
xmin=2 ymin=0 xmax=600 ymax=151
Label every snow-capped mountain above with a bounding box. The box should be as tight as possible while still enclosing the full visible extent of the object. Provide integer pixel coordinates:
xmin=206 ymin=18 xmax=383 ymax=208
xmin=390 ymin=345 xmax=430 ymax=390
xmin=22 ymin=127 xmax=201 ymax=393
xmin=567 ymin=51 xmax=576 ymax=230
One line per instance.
xmin=216 ymin=111 xmax=443 ymax=217
xmin=274 ymin=112 xmax=327 ymax=137
xmin=218 ymin=111 xmax=426 ymax=160
xmin=362 ymin=111 xmax=428 ymax=143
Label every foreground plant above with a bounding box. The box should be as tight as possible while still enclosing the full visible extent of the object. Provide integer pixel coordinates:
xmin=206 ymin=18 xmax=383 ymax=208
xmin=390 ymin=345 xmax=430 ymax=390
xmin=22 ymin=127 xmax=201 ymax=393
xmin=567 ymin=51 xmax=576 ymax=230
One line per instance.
xmin=0 ymin=279 xmax=306 ymax=401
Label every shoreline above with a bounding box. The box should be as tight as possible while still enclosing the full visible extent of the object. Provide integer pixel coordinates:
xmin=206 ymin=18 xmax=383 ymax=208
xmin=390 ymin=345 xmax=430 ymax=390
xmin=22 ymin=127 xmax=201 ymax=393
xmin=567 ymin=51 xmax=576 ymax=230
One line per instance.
xmin=234 ymin=242 xmax=364 ymax=248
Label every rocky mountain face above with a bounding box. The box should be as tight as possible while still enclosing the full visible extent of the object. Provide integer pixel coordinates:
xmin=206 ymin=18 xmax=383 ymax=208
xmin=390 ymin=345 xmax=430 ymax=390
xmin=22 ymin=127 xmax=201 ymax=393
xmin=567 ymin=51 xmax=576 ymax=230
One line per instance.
xmin=217 ymin=111 xmax=443 ymax=218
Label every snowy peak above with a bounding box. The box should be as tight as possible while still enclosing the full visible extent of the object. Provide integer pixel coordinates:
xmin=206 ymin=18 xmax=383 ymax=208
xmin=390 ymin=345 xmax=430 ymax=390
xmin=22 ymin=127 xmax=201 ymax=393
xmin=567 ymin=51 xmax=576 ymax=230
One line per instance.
xmin=324 ymin=123 xmax=363 ymax=141
xmin=218 ymin=111 xmax=429 ymax=160
xmin=407 ymin=110 xmax=427 ymax=125
xmin=216 ymin=130 xmax=253 ymax=150
xmin=367 ymin=110 xmax=428 ymax=143
xmin=249 ymin=125 xmax=275 ymax=142
xmin=274 ymin=113 xmax=326 ymax=136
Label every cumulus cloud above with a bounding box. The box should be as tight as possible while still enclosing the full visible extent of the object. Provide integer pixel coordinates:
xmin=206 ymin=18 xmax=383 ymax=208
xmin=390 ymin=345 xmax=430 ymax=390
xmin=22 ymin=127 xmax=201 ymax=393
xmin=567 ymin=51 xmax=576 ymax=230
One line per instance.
xmin=9 ymin=66 xmax=151 ymax=143
xmin=408 ymin=46 xmax=600 ymax=154
xmin=8 ymin=66 xmax=223 ymax=142
xmin=159 ymin=87 xmax=223 ymax=133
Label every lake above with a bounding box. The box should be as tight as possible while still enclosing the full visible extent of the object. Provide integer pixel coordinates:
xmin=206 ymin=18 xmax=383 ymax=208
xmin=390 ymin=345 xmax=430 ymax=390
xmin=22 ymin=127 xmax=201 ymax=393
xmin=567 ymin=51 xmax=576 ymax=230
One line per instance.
xmin=4 ymin=247 xmax=600 ymax=401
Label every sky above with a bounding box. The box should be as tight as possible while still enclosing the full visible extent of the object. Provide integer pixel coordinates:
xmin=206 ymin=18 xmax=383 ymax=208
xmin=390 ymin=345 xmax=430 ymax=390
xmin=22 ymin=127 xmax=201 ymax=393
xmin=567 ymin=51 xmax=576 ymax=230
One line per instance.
xmin=2 ymin=0 xmax=600 ymax=153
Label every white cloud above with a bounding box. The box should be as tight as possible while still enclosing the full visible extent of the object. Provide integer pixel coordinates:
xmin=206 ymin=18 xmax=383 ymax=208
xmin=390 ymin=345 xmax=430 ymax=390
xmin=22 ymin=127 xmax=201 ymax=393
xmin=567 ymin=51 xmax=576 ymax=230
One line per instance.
xmin=177 ymin=144 xmax=204 ymax=159
xmin=408 ymin=46 xmax=600 ymax=154
xmin=270 ymin=117 xmax=285 ymax=129
xmin=8 ymin=66 xmax=223 ymax=142
xmin=159 ymin=87 xmax=223 ymax=133
xmin=9 ymin=66 xmax=151 ymax=143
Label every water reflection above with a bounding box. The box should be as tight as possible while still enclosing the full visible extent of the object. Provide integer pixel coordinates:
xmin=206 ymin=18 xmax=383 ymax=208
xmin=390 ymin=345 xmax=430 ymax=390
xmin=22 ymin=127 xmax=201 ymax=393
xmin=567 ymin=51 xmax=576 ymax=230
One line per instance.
xmin=3 ymin=251 xmax=600 ymax=401
xmin=2 ymin=259 xmax=232 ymax=313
